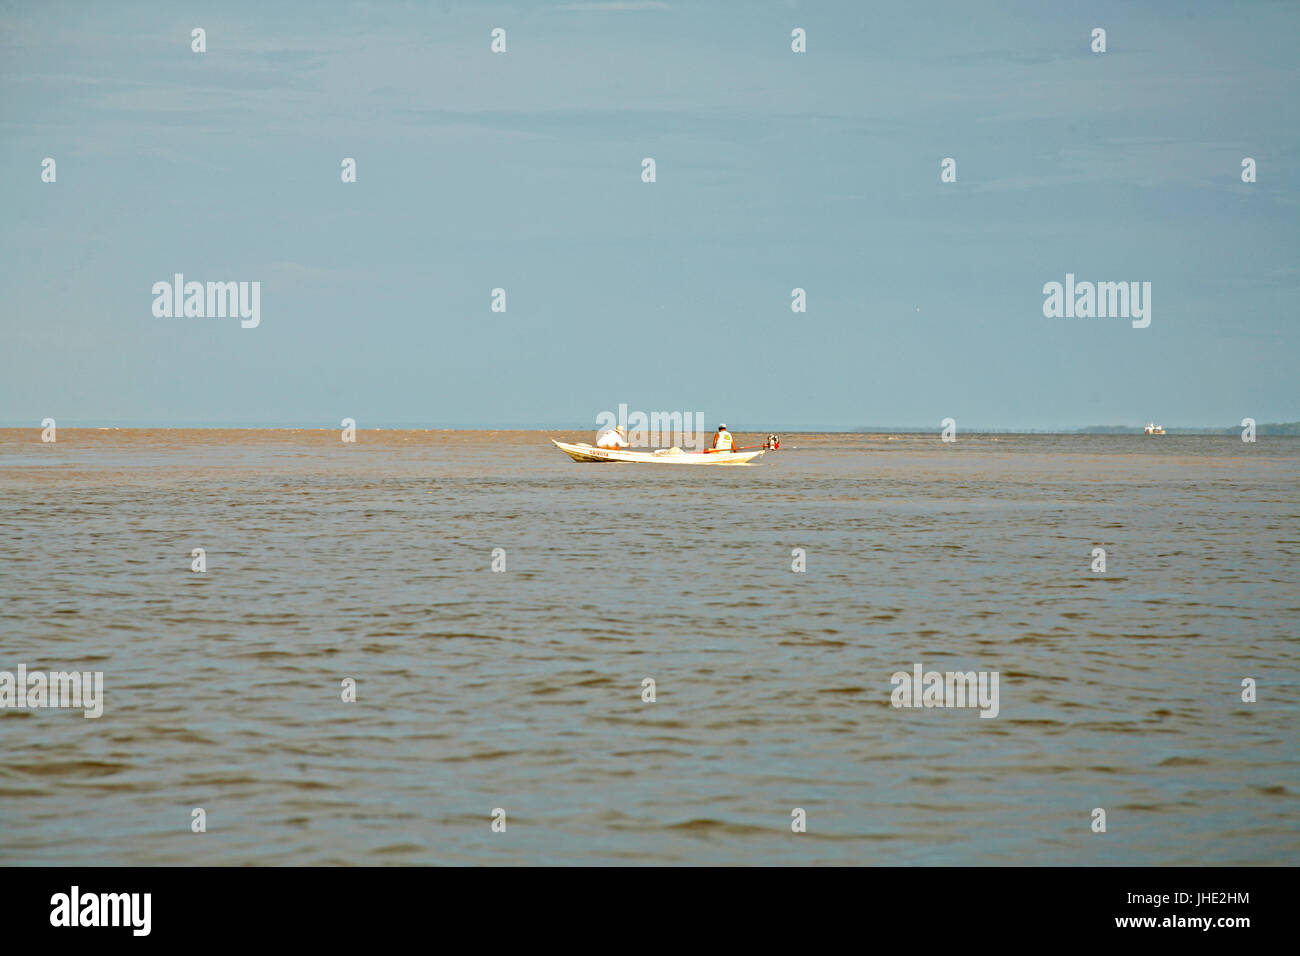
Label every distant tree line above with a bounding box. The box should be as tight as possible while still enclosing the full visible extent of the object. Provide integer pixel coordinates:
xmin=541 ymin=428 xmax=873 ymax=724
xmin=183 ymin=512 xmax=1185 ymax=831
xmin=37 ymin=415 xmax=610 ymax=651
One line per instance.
xmin=1076 ymin=423 xmax=1300 ymax=435
xmin=847 ymin=423 xmax=1300 ymax=435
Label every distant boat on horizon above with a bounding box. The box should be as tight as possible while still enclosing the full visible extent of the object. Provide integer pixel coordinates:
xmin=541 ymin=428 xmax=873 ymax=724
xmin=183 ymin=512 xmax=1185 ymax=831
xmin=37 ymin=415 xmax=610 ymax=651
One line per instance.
xmin=1144 ymin=423 xmax=1166 ymax=435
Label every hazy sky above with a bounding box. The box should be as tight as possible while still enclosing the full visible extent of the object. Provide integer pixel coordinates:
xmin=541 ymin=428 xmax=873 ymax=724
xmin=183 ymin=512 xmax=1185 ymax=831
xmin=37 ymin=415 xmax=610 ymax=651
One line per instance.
xmin=2 ymin=0 xmax=1296 ymax=429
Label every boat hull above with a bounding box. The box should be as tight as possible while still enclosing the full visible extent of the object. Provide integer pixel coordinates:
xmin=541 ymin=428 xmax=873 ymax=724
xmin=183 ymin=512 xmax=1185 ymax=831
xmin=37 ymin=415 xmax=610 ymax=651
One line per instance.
xmin=551 ymin=439 xmax=764 ymax=466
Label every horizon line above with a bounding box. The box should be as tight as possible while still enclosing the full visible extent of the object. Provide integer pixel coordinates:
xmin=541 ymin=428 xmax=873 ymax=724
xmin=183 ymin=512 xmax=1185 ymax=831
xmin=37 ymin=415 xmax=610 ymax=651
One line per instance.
xmin=3 ymin=421 xmax=1297 ymax=433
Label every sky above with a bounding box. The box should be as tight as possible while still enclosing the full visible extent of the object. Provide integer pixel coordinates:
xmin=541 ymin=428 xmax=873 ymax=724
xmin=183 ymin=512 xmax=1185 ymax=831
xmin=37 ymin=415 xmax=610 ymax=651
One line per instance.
xmin=1 ymin=0 xmax=1297 ymax=430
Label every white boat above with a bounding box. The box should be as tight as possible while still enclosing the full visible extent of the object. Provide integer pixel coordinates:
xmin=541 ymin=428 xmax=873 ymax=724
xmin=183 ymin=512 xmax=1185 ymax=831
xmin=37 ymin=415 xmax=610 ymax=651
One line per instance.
xmin=551 ymin=439 xmax=764 ymax=465
xmin=1144 ymin=423 xmax=1166 ymax=435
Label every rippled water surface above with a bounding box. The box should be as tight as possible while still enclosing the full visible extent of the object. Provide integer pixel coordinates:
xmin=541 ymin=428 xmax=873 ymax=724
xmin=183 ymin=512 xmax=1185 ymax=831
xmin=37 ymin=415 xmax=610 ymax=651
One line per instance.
xmin=1 ymin=429 xmax=1297 ymax=865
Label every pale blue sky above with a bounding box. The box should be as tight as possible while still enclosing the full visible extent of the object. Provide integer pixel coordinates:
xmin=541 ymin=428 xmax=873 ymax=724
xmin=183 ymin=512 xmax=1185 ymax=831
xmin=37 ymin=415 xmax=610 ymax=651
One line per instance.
xmin=2 ymin=0 xmax=1296 ymax=429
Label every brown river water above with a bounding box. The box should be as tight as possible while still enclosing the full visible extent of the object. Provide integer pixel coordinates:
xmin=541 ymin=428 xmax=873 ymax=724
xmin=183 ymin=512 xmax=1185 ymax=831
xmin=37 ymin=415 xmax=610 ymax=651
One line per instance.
xmin=0 ymin=429 xmax=1296 ymax=865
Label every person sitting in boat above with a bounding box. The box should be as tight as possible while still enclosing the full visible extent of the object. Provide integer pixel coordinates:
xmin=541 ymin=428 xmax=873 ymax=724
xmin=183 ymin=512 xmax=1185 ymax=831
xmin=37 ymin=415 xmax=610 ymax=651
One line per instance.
xmin=595 ymin=424 xmax=629 ymax=449
xmin=711 ymin=424 xmax=735 ymax=452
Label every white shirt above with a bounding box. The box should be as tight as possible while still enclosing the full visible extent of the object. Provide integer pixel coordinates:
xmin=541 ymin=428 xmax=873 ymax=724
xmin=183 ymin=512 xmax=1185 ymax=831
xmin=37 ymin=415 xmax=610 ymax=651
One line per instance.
xmin=713 ymin=430 xmax=734 ymax=450
xmin=595 ymin=428 xmax=628 ymax=448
